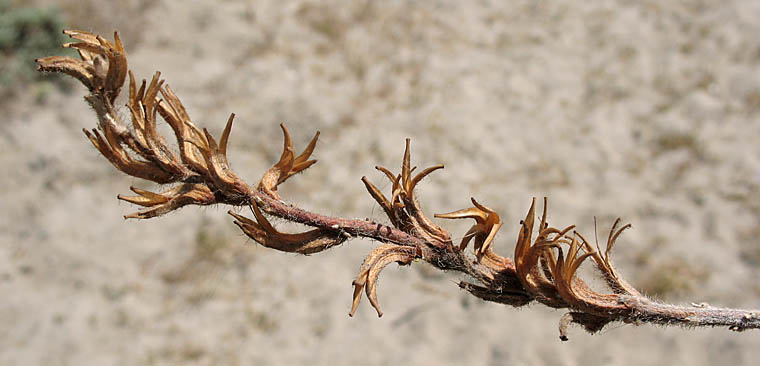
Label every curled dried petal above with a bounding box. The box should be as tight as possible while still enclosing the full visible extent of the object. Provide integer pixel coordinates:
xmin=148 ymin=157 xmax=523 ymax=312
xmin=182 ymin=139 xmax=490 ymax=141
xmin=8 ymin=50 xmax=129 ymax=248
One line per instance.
xmin=118 ymin=184 xmax=215 ymax=219
xmin=435 ymin=197 xmax=501 ymax=256
xmin=197 ymin=114 xmax=252 ymax=198
xmin=258 ymin=124 xmax=320 ymax=199
xmin=229 ymin=205 xmax=344 ymax=254
xmin=349 ymin=245 xmax=417 ymax=317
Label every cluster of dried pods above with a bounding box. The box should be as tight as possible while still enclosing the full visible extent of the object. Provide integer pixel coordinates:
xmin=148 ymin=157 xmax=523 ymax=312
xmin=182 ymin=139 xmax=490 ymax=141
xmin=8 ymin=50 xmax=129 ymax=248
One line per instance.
xmin=36 ymin=30 xmax=760 ymax=340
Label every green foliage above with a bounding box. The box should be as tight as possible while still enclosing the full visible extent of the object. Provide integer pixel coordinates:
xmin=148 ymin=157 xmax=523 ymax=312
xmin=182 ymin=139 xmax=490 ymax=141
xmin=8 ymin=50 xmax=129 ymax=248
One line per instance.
xmin=0 ymin=1 xmax=71 ymax=97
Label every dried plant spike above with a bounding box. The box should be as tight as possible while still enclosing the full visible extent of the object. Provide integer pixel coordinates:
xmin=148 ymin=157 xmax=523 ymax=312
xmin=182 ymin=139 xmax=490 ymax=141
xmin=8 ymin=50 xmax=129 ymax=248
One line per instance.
xmin=375 ymin=165 xmax=396 ymax=184
xmin=38 ymin=29 xmax=760 ymax=341
xmin=515 ymin=198 xmax=537 ymax=264
xmin=401 ymin=138 xmax=412 ymax=186
xmin=479 ymin=222 xmax=502 ymax=255
xmin=104 ymin=31 xmax=127 ymax=96
xmin=118 ymin=186 xmax=170 ymax=207
xmin=435 ymin=207 xmax=488 ymax=223
xmin=219 ymin=113 xmax=235 ymax=157
xmin=361 ymin=176 xmax=395 ymax=222
xmin=276 ymin=123 xmax=296 ymax=173
xmin=294 ymin=131 xmax=320 ymax=167
xmin=408 ymin=164 xmax=444 ymax=192
xmin=360 ymin=139 xmax=452 ymax=246
xmin=257 ymin=124 xmax=320 ymax=199
xmin=606 ymin=219 xmax=632 ymax=262
xmin=435 ymin=197 xmax=501 ymax=256
xmin=349 ymin=278 xmax=366 ymax=317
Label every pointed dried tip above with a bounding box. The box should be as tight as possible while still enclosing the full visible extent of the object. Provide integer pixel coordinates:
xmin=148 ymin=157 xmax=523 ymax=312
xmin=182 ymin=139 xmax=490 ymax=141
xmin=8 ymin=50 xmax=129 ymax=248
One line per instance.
xmin=280 ymin=123 xmax=294 ymax=156
xmin=349 ymin=280 xmax=364 ymax=317
xmin=128 ymin=70 xmax=136 ymax=101
xmin=228 ymin=209 xmax=261 ymax=229
xmin=117 ymin=190 xmax=162 ymax=207
xmin=366 ymin=280 xmax=384 ymax=317
xmin=526 ymin=198 xmax=537 ymax=222
xmin=607 ymin=220 xmax=632 ymax=259
xmin=470 ymin=197 xmax=495 ymax=214
xmin=219 ymin=113 xmax=235 ymax=156
xmin=522 ymin=198 xmax=537 ymax=235
xmin=402 ymin=138 xmax=411 ymax=184
xmin=362 ymin=176 xmax=392 ymax=212
xmin=540 ymin=197 xmax=549 ymax=230
xmin=250 ymin=202 xmax=277 ymax=233
xmin=289 ymin=160 xmax=318 ymax=178
xmin=434 ymin=207 xmax=488 ymax=223
xmin=271 ymin=124 xmax=295 ymax=173
xmin=375 ymin=166 xmax=396 ymax=183
xmin=479 ymin=222 xmax=503 ymax=254
xmin=227 ymin=210 xmax=245 ymax=222
xmin=294 ymin=131 xmax=320 ymax=164
xmin=113 ymin=31 xmax=123 ymax=51
xmin=130 ymin=186 xmax=167 ymax=200
xmin=64 ymin=29 xmax=97 ymax=42
xmin=408 ymin=164 xmax=444 ymax=191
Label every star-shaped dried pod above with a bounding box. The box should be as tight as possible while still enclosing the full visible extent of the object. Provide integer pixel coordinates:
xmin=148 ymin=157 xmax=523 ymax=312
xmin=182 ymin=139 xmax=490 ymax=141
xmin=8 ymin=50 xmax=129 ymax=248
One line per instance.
xmin=228 ymin=204 xmax=344 ymax=254
xmin=80 ymin=70 xmax=193 ymax=185
xmin=155 ymin=82 xmax=210 ymax=176
xmin=192 ymin=114 xmax=252 ymax=200
xmin=513 ymin=200 xmax=633 ymax=319
xmin=257 ymin=124 xmax=319 ymax=200
xmin=362 ymin=139 xmax=449 ymax=245
xmin=83 ymin=121 xmax=179 ymax=184
xmin=118 ymin=184 xmax=215 ymax=219
xmin=574 ymin=219 xmax=640 ymax=297
xmin=512 ymin=198 xmax=573 ymax=307
xmin=435 ymin=197 xmax=502 ymax=257
xmin=548 ymin=235 xmax=630 ymax=320
xmin=397 ymin=139 xmax=445 ymax=203
xmin=551 ymin=235 xmax=597 ymax=305
xmin=36 ymin=30 xmax=127 ymax=103
xmin=122 ymin=71 xmax=189 ymax=179
xmin=362 ymin=167 xmax=410 ymax=233
xmin=349 ymin=244 xmax=419 ymax=317
xmin=370 ymin=139 xmax=443 ymax=208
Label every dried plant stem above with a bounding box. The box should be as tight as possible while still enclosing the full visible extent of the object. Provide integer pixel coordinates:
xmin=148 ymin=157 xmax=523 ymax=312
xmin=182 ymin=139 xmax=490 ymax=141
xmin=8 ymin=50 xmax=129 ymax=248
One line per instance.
xmin=619 ymin=296 xmax=760 ymax=330
xmin=250 ymin=194 xmax=426 ymax=248
xmin=37 ymin=30 xmax=760 ymax=340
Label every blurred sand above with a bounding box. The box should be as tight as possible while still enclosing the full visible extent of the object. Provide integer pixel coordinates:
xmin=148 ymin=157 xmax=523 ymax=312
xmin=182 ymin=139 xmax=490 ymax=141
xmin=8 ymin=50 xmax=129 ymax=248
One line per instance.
xmin=3 ymin=0 xmax=760 ymax=365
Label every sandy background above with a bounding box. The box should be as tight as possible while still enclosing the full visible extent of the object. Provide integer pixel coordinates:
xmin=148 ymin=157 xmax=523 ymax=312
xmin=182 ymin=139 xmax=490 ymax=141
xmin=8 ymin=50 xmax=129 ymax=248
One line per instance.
xmin=3 ymin=0 xmax=760 ymax=365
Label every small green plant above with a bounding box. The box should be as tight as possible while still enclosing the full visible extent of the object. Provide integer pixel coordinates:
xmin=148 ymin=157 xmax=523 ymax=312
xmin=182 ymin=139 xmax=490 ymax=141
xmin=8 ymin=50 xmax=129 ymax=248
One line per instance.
xmin=0 ymin=1 xmax=70 ymax=99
